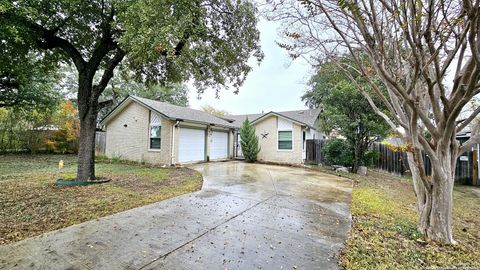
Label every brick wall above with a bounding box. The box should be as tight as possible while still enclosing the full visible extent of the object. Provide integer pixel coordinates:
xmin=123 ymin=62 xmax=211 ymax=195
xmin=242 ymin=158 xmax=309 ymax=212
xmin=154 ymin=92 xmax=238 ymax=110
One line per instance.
xmin=105 ymin=102 xmax=173 ymax=165
xmin=254 ymin=115 xmax=303 ymax=164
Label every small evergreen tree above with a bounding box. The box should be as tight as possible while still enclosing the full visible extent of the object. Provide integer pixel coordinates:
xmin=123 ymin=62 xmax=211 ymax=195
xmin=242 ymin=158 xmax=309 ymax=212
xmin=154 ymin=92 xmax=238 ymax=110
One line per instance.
xmin=240 ymin=118 xmax=260 ymax=162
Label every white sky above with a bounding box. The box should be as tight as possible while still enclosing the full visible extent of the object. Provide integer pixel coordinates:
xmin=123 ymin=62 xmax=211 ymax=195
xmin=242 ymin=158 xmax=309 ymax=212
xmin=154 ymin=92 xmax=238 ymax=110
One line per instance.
xmin=187 ymin=19 xmax=313 ymax=115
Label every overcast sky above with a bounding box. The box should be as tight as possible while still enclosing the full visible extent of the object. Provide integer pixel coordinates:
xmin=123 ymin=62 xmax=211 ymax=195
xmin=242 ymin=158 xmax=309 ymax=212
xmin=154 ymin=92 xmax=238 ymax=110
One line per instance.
xmin=187 ymin=19 xmax=313 ymax=115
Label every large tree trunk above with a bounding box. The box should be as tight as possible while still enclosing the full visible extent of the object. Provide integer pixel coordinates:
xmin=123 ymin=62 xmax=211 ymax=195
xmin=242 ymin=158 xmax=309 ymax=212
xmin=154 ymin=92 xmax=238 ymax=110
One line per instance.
xmin=73 ymin=49 xmax=124 ymax=181
xmin=407 ymin=152 xmax=426 ymax=214
xmin=351 ymin=139 xmax=366 ymax=173
xmin=411 ymin=147 xmax=456 ymax=244
xmin=76 ymin=77 xmax=98 ymax=181
xmin=76 ymin=107 xmax=97 ymax=180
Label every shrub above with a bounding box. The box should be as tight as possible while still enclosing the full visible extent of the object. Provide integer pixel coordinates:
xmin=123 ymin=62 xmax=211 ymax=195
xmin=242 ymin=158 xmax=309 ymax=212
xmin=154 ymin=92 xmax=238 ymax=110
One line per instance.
xmin=324 ymin=139 xmax=352 ymax=166
xmin=363 ymin=149 xmax=380 ymax=167
xmin=46 ymin=101 xmax=79 ymax=153
xmin=0 ymin=107 xmax=54 ymax=153
xmin=240 ymin=118 xmax=261 ymax=162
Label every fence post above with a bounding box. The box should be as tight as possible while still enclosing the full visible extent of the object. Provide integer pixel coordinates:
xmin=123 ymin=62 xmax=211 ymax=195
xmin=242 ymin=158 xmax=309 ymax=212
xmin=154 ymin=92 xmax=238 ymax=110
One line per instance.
xmin=95 ymin=131 xmax=106 ymax=156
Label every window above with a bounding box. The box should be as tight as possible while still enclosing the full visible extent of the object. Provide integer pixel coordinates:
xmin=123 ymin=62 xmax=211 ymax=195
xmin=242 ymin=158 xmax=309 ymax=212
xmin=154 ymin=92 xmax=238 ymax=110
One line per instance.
xmin=150 ymin=126 xmax=161 ymax=149
xmin=278 ymin=130 xmax=293 ymax=150
xmin=149 ymin=112 xmax=161 ymax=149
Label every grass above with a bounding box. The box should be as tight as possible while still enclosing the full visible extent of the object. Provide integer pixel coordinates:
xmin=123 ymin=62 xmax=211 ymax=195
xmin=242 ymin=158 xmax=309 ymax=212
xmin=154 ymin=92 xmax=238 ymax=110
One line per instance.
xmin=311 ymin=166 xmax=480 ymax=269
xmin=0 ymin=154 xmax=203 ymax=245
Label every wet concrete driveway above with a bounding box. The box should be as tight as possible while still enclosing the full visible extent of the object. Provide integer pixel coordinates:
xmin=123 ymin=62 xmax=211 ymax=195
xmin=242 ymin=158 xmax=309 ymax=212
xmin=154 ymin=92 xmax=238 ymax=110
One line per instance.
xmin=0 ymin=161 xmax=352 ymax=270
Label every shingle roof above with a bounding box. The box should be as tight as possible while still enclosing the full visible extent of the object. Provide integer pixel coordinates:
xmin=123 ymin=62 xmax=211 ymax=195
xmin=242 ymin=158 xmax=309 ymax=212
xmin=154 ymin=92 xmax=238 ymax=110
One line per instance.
xmin=131 ymin=96 xmax=234 ymax=127
xmin=100 ymin=96 xmax=235 ymax=127
xmin=226 ymin=108 xmax=321 ymax=129
xmin=101 ymin=96 xmax=320 ymax=130
xmin=221 ymin=113 xmax=264 ymax=125
xmin=278 ymin=109 xmax=321 ymax=127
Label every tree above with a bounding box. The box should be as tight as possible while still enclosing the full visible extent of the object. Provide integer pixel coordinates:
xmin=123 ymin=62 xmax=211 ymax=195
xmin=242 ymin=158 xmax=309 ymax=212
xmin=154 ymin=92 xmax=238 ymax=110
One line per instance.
xmin=323 ymin=138 xmax=352 ymax=167
xmin=240 ymin=118 xmax=261 ymax=162
xmin=57 ymin=64 xmax=190 ymax=114
xmin=0 ymin=9 xmax=59 ymax=109
xmin=302 ymin=57 xmax=390 ymax=172
xmin=265 ymin=0 xmax=480 ymax=243
xmin=46 ymin=100 xmax=80 ymax=154
xmin=1 ymin=0 xmax=262 ymax=181
xmin=99 ymin=81 xmax=190 ymax=117
xmin=0 ymin=106 xmax=57 ymax=153
xmin=202 ymin=105 xmax=229 ymax=117
xmin=0 ymin=33 xmax=60 ymax=109
xmin=0 ymin=68 xmax=60 ymax=109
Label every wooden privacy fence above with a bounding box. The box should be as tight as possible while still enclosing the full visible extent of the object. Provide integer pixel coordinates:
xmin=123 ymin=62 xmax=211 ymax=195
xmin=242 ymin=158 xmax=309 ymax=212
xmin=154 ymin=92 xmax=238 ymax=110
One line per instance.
xmin=371 ymin=143 xmax=409 ymax=176
xmin=306 ymin=139 xmax=479 ymax=185
xmin=95 ymin=131 xmax=106 ymax=155
xmin=371 ymin=142 xmax=477 ymax=185
xmin=305 ymin=139 xmax=326 ymax=164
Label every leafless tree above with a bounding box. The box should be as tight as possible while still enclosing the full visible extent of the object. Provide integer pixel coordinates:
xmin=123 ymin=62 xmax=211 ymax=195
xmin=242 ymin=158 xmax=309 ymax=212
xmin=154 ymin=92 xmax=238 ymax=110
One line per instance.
xmin=264 ymin=0 xmax=480 ymax=244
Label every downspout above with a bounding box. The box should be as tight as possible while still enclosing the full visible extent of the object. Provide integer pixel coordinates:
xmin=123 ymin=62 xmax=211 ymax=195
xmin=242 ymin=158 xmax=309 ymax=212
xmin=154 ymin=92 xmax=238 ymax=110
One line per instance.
xmin=171 ymin=121 xmax=180 ymax=165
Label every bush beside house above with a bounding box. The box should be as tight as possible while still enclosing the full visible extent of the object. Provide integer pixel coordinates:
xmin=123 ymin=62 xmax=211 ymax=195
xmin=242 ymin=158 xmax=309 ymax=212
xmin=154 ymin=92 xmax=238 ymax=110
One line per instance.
xmin=240 ymin=118 xmax=260 ymax=162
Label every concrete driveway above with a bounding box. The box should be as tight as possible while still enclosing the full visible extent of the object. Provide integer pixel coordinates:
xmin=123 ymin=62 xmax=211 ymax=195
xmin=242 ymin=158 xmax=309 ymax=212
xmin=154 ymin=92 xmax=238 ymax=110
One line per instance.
xmin=0 ymin=161 xmax=352 ymax=270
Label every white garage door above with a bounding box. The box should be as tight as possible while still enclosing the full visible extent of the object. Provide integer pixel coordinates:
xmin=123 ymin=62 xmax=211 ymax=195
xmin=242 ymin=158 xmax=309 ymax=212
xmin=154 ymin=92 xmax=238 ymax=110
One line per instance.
xmin=178 ymin=127 xmax=205 ymax=163
xmin=210 ymin=131 xmax=228 ymax=160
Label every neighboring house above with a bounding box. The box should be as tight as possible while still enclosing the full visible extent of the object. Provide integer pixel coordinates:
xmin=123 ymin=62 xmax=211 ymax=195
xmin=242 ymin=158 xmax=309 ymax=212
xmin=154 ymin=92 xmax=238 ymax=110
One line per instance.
xmin=100 ymin=96 xmax=235 ymax=165
xmin=225 ymin=109 xmax=324 ymax=165
xmin=100 ymin=95 xmax=323 ymax=165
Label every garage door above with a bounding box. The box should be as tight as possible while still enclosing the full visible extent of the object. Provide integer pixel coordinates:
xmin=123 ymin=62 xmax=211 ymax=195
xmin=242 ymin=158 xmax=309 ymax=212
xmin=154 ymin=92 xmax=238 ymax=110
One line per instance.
xmin=178 ymin=127 xmax=206 ymax=163
xmin=210 ymin=131 xmax=228 ymax=160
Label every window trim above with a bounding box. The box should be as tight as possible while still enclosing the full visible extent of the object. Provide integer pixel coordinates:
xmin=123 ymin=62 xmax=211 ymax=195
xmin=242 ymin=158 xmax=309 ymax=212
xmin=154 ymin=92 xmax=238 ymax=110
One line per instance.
xmin=149 ymin=125 xmax=161 ymax=150
xmin=277 ymin=129 xmax=293 ymax=151
xmin=148 ymin=111 xmax=162 ymax=151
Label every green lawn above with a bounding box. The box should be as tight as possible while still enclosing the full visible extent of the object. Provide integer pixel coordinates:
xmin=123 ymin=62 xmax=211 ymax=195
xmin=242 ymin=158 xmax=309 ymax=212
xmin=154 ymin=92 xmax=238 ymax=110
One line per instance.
xmin=0 ymin=154 xmax=203 ymax=245
xmin=312 ymin=167 xmax=480 ymax=269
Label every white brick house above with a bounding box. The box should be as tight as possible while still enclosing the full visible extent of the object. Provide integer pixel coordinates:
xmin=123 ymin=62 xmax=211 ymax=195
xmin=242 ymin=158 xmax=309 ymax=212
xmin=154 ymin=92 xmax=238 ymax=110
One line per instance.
xmin=100 ymin=96 xmax=323 ymax=165
xmin=100 ymin=96 xmax=235 ymax=165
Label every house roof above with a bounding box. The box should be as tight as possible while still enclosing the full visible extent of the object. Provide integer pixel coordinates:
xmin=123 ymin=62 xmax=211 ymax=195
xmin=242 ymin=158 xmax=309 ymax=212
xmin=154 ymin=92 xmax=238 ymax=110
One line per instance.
xmin=225 ymin=108 xmax=321 ymax=129
xmin=100 ymin=96 xmax=235 ymax=128
xmin=221 ymin=113 xmax=264 ymax=125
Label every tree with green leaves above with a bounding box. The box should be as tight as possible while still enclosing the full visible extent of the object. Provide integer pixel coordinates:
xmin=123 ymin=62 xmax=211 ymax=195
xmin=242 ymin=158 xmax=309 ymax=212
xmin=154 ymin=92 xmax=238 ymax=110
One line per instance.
xmin=109 ymin=83 xmax=189 ymax=108
xmin=0 ymin=68 xmax=60 ymax=109
xmin=322 ymin=139 xmax=352 ymax=167
xmin=0 ymin=106 xmax=55 ymax=153
xmin=57 ymin=64 xmax=189 ymax=112
xmin=202 ymin=105 xmax=229 ymax=117
xmin=240 ymin=118 xmax=260 ymax=162
xmin=0 ymin=30 xmax=60 ymax=109
xmin=266 ymin=0 xmax=480 ymax=243
xmin=303 ymin=56 xmax=390 ymax=172
xmin=98 ymin=82 xmax=190 ymax=120
xmin=1 ymin=0 xmax=262 ymax=181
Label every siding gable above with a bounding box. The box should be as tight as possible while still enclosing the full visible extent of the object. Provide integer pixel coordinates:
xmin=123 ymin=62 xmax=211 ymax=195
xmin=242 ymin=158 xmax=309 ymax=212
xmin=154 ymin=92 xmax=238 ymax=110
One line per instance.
xmin=277 ymin=117 xmax=293 ymax=130
xmin=150 ymin=111 xmax=161 ymax=125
